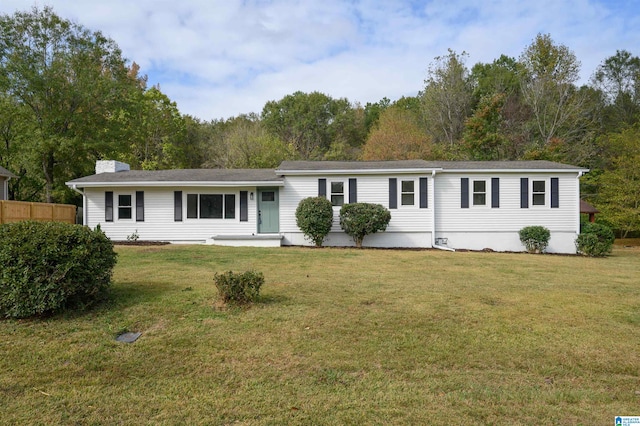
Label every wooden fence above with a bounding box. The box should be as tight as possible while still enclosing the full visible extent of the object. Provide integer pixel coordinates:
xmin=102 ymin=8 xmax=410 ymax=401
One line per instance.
xmin=0 ymin=200 xmax=77 ymax=225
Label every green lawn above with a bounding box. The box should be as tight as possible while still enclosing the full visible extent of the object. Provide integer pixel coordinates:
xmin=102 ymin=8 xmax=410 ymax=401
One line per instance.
xmin=2 ymin=245 xmax=639 ymax=425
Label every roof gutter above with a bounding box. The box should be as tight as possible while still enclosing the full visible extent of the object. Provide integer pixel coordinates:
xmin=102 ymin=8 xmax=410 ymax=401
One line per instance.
xmin=430 ymin=169 xmax=455 ymax=252
xmin=65 ymin=180 xmax=285 ymax=188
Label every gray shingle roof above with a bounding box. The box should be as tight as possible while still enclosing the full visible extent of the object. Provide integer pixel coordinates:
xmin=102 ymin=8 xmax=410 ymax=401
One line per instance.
xmin=277 ymin=160 xmax=585 ymax=171
xmin=67 ymin=160 xmax=587 ymax=187
xmin=277 ymin=160 xmax=430 ymax=171
xmin=0 ymin=165 xmax=15 ymax=178
xmin=67 ymin=168 xmax=282 ymax=184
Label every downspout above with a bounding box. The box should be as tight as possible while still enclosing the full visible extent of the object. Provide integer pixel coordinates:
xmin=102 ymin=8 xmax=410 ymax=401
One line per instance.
xmin=576 ymin=171 xmax=583 ymax=236
xmin=431 ymin=169 xmax=455 ymax=252
xmin=70 ymin=184 xmax=87 ymax=226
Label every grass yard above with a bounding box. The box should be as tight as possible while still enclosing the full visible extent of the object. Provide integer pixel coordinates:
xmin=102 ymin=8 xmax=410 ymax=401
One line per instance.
xmin=1 ymin=245 xmax=640 ymax=425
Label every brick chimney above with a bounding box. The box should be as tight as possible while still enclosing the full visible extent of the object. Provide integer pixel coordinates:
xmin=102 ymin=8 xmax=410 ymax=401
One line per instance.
xmin=96 ymin=160 xmax=130 ymax=174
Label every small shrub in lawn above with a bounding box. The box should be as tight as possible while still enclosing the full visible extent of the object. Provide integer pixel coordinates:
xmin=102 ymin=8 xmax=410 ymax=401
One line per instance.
xmin=295 ymin=197 xmax=334 ymax=246
xmin=214 ymin=270 xmax=264 ymax=304
xmin=519 ymin=226 xmax=551 ymax=253
xmin=0 ymin=221 xmax=117 ymax=319
xmin=339 ymin=203 xmax=391 ymax=248
xmin=576 ymin=222 xmax=615 ymax=257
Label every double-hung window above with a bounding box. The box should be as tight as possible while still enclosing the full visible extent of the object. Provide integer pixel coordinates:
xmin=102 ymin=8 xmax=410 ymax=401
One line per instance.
xmin=330 ymin=181 xmax=344 ymax=206
xmin=473 ymin=180 xmax=486 ymax=206
xmin=401 ymin=180 xmax=415 ymax=206
xmin=532 ymin=180 xmax=546 ymax=206
xmin=118 ymin=194 xmax=132 ymax=219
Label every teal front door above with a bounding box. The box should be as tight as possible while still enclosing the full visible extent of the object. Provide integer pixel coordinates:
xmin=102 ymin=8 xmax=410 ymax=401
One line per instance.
xmin=258 ymin=188 xmax=279 ymax=233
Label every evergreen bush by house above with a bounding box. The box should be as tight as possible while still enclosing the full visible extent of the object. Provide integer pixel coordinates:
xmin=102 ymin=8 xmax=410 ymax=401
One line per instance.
xmin=295 ymin=196 xmax=334 ymax=246
xmin=576 ymin=222 xmax=615 ymax=257
xmin=214 ymin=270 xmax=264 ymax=304
xmin=518 ymin=226 xmax=551 ymax=253
xmin=339 ymin=203 xmax=391 ymax=248
xmin=0 ymin=221 xmax=117 ymax=319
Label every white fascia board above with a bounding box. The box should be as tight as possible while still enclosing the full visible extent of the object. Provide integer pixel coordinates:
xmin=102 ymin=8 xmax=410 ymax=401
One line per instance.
xmin=276 ymin=168 xmax=443 ymax=176
xmin=438 ymin=168 xmax=589 ymax=174
xmin=66 ymin=180 xmax=285 ymax=188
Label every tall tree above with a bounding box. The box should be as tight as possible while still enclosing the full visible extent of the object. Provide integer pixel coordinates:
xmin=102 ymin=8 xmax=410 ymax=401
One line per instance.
xmin=362 ymin=106 xmax=433 ymax=160
xmin=596 ymin=126 xmax=640 ymax=237
xmin=205 ymin=114 xmax=294 ymax=169
xmin=592 ymin=49 xmax=640 ymax=131
xmin=125 ymin=86 xmax=187 ymax=170
xmin=420 ymin=49 xmax=473 ymax=146
xmin=0 ymin=6 xmax=141 ymax=202
xmin=261 ymin=91 xmax=365 ymax=160
xmin=518 ymin=34 xmax=586 ymax=147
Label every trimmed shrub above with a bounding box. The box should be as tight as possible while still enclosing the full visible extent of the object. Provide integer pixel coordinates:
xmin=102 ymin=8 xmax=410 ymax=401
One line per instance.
xmin=339 ymin=203 xmax=391 ymax=248
xmin=295 ymin=196 xmax=334 ymax=246
xmin=214 ymin=270 xmax=264 ymax=304
xmin=576 ymin=222 xmax=615 ymax=257
xmin=519 ymin=225 xmax=551 ymax=253
xmin=0 ymin=221 xmax=117 ymax=319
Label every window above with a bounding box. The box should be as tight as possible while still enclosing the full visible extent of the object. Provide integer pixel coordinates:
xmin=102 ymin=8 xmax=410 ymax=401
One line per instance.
xmin=331 ymin=181 xmax=344 ymax=206
xmin=401 ymin=180 xmax=415 ymax=206
xmin=186 ymin=193 xmax=236 ymax=219
xmin=532 ymin=180 xmax=545 ymax=205
xmin=200 ymin=194 xmax=223 ymax=218
xmin=118 ymin=194 xmax=132 ymax=219
xmin=473 ymin=180 xmax=486 ymax=206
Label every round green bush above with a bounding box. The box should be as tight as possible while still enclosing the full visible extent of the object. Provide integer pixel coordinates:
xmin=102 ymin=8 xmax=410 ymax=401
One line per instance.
xmin=339 ymin=203 xmax=391 ymax=248
xmin=576 ymin=222 xmax=615 ymax=257
xmin=518 ymin=226 xmax=551 ymax=253
xmin=0 ymin=221 xmax=117 ymax=319
xmin=295 ymin=196 xmax=334 ymax=246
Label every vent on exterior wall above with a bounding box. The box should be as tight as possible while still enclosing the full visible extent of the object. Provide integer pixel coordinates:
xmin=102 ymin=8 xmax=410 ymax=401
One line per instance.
xmin=435 ymin=237 xmax=448 ymax=246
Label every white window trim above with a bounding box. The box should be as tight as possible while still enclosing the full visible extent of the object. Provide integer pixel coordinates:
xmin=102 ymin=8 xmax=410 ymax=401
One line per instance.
xmin=329 ymin=180 xmax=345 ymax=207
xmin=117 ymin=193 xmax=133 ymax=220
xmin=531 ymin=179 xmax=548 ymax=207
xmin=471 ymin=179 xmax=488 ymax=207
xmin=185 ymin=192 xmax=237 ymax=220
xmin=400 ymin=179 xmax=416 ymax=207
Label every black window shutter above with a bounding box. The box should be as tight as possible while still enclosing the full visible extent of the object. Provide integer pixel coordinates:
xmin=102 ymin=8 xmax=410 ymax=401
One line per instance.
xmin=389 ymin=178 xmax=397 ymax=209
xmin=419 ymin=177 xmax=428 ymax=208
xmin=318 ymin=179 xmax=326 ymax=197
xmin=174 ymin=191 xmax=183 ymax=221
xmin=105 ymin=191 xmax=113 ymax=222
xmin=461 ymin=178 xmax=469 ymax=208
xmin=240 ymin=191 xmax=248 ymax=222
xmin=349 ymin=178 xmax=357 ymax=203
xmin=551 ymin=178 xmax=559 ymax=208
xmin=521 ymin=178 xmax=529 ymax=208
xmin=136 ymin=191 xmax=144 ymax=222
xmin=491 ymin=178 xmax=500 ymax=208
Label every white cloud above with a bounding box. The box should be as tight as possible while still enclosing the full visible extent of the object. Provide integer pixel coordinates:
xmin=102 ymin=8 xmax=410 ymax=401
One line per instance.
xmin=1 ymin=0 xmax=639 ymax=119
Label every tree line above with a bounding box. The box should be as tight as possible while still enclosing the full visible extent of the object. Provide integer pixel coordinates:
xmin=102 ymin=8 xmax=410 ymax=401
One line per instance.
xmin=1 ymin=7 xmax=638 ymax=235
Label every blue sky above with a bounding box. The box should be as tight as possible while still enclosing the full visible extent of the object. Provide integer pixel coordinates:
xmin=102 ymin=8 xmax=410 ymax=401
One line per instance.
xmin=1 ymin=0 xmax=639 ymax=120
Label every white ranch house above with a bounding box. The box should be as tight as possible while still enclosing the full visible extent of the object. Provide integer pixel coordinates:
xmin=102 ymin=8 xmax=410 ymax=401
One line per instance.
xmin=67 ymin=159 xmax=588 ymax=253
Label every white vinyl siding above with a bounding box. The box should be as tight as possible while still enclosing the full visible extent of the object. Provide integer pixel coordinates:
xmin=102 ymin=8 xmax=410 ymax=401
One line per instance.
xmin=435 ymin=173 xmax=578 ymax=233
xmin=85 ymin=186 xmax=258 ymax=241
xmin=280 ymin=174 xmax=432 ymax=235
